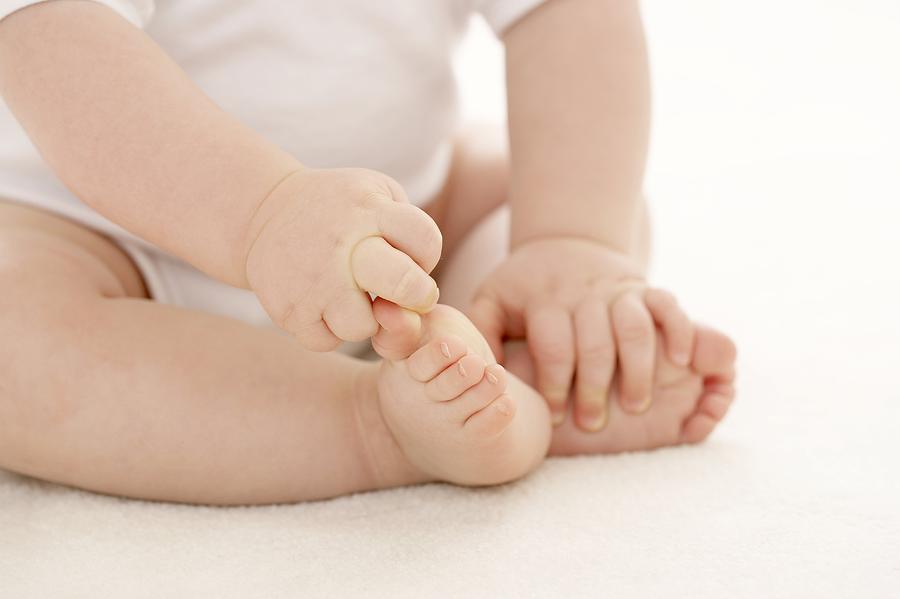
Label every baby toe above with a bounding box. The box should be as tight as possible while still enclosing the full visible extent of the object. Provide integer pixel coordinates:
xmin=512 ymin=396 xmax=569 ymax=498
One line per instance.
xmin=692 ymin=325 xmax=737 ymax=380
xmin=680 ymin=412 xmax=718 ymax=444
xmin=406 ymin=335 xmax=468 ymax=382
xmin=448 ymin=364 xmax=508 ymax=421
xmin=697 ymin=383 xmax=735 ymax=421
xmin=680 ymin=383 xmax=735 ymax=444
xmin=464 ymin=393 xmax=517 ymax=438
xmin=483 ymin=363 xmax=508 ymax=391
xmin=425 ymin=354 xmax=486 ymax=401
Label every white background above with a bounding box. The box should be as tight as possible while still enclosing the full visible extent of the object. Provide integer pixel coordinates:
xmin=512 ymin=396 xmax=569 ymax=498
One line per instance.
xmin=2 ymin=1 xmax=899 ymax=596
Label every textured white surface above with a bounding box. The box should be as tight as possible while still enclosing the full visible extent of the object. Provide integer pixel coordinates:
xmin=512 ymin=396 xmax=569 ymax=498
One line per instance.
xmin=2 ymin=1 xmax=899 ymax=597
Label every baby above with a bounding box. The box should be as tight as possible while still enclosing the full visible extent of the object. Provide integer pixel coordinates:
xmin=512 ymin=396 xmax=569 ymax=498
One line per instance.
xmin=0 ymin=0 xmax=736 ymax=504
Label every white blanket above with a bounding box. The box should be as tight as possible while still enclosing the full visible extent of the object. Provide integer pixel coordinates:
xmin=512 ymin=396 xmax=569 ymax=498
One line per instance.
xmin=2 ymin=1 xmax=899 ymax=596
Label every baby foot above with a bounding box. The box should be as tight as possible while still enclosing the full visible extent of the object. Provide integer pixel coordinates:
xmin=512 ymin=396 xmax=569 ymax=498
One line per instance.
xmin=503 ymin=324 xmax=737 ymax=455
xmin=370 ymin=299 xmax=552 ymax=486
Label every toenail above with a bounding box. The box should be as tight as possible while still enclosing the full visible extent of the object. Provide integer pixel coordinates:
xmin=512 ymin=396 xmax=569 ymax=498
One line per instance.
xmin=457 ymin=361 xmax=467 ymax=377
xmin=494 ymin=398 xmax=512 ymax=415
xmin=440 ymin=342 xmax=451 ymax=359
xmin=486 ymin=371 xmax=499 ymax=384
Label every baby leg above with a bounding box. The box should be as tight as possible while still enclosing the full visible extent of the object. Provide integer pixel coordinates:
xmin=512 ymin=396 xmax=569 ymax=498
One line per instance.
xmin=0 ymin=202 xmax=420 ymax=504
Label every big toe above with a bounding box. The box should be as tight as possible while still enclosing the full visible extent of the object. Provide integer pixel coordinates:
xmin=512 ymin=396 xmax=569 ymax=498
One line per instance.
xmin=681 ymin=325 xmax=737 ymax=444
xmin=420 ymin=304 xmax=496 ymax=363
xmin=372 ymin=297 xmax=423 ymax=360
xmin=681 ymin=381 xmax=736 ymax=444
xmin=692 ymin=325 xmax=737 ymax=381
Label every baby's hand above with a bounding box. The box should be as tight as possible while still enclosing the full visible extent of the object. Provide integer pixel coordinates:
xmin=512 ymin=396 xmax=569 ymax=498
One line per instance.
xmin=469 ymin=237 xmax=693 ymax=431
xmin=243 ymin=168 xmax=442 ymax=351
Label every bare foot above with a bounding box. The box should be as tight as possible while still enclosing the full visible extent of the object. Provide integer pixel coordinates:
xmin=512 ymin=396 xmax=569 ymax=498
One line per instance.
xmin=369 ymin=300 xmax=552 ymax=485
xmin=502 ymin=325 xmax=737 ymax=455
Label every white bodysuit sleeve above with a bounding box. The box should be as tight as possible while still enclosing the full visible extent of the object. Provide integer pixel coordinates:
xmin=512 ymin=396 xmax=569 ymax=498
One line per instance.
xmin=0 ymin=0 xmax=154 ymax=28
xmin=474 ymin=0 xmax=548 ymax=36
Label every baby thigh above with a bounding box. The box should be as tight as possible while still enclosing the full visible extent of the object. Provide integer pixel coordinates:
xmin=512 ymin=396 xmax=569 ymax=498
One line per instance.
xmin=0 ymin=201 xmax=383 ymax=504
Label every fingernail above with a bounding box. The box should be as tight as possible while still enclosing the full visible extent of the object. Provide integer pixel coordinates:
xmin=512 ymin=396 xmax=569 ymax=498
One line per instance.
xmin=424 ymin=285 xmax=440 ymax=311
xmin=412 ymin=285 xmax=440 ymax=313
xmin=543 ymin=386 xmax=568 ymax=403
xmin=583 ymin=410 xmax=607 ymax=432
xmin=579 ymin=389 xmax=608 ymax=431
xmin=440 ymin=342 xmax=451 ymax=359
xmin=552 ymin=411 xmax=566 ymax=426
xmin=486 ymin=371 xmax=499 ymax=384
xmin=634 ymin=395 xmax=653 ymax=413
xmin=674 ymin=351 xmax=690 ymax=366
xmin=457 ymin=361 xmax=467 ymax=377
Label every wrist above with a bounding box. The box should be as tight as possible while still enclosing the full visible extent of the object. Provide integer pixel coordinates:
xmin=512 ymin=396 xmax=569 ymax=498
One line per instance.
xmin=510 ymin=219 xmax=639 ymax=256
xmin=508 ymin=234 xmax=623 ymax=259
xmin=509 ymin=190 xmax=646 ymax=254
xmin=239 ymin=165 xmax=308 ymax=288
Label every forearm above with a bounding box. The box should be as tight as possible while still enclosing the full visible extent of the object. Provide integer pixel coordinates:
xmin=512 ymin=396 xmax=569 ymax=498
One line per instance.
xmin=503 ymin=0 xmax=650 ymax=253
xmin=0 ymin=1 xmax=300 ymax=286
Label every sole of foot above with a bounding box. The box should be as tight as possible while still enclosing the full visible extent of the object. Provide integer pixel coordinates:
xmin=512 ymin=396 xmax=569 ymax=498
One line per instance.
xmin=370 ymin=300 xmax=552 ymax=486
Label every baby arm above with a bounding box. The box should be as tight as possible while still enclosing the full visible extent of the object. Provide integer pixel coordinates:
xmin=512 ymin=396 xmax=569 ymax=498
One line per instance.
xmin=469 ymin=0 xmax=692 ymax=429
xmin=0 ymin=1 xmax=441 ymax=349
xmin=505 ymin=0 xmax=650 ymax=252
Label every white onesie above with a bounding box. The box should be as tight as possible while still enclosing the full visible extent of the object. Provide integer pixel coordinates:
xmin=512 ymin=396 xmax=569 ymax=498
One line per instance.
xmin=0 ymin=0 xmax=544 ymax=329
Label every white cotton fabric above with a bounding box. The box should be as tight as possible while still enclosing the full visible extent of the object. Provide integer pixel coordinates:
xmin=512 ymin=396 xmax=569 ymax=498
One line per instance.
xmin=476 ymin=0 xmax=549 ymax=33
xmin=0 ymin=0 xmax=154 ymax=27
xmin=0 ymin=0 xmax=545 ymax=324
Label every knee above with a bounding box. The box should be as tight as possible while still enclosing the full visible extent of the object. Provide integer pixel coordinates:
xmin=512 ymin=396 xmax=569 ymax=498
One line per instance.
xmin=0 ymin=234 xmax=107 ymax=433
xmin=0 ymin=229 xmax=122 ymax=307
xmin=0 ymin=230 xmax=119 ymax=373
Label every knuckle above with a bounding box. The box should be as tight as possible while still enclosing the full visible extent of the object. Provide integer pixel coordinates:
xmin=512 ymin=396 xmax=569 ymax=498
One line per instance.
xmin=392 ymin=265 xmax=424 ymax=303
xmin=356 ymin=313 xmax=380 ymax=339
xmin=274 ymin=300 xmax=310 ymax=338
xmin=276 ymin=301 xmax=327 ymax=341
xmin=327 ymin=293 xmax=379 ymax=340
xmin=359 ymin=170 xmax=405 ymax=205
xmin=535 ymin=339 xmax=574 ymax=365
xmin=360 ymin=189 xmax=391 ymax=210
xmin=275 ymin=300 xmax=299 ymax=330
xmin=615 ymin=317 xmax=653 ymax=344
xmin=355 ymin=179 xmax=392 ymax=206
xmin=648 ymin=288 xmax=677 ymax=308
xmin=421 ymin=219 xmax=443 ymax=262
xmin=580 ymin=343 xmax=616 ymax=365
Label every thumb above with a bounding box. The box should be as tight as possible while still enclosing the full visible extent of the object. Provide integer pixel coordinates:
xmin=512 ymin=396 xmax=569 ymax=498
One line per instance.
xmin=467 ymin=294 xmax=506 ymax=364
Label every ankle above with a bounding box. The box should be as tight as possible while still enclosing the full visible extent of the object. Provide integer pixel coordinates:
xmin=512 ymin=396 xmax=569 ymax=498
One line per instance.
xmin=351 ymin=363 xmax=432 ymax=490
